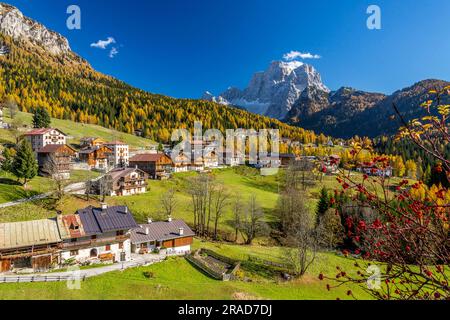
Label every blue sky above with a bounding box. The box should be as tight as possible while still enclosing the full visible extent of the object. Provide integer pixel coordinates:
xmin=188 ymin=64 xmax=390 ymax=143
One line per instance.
xmin=6 ymin=0 xmax=450 ymax=98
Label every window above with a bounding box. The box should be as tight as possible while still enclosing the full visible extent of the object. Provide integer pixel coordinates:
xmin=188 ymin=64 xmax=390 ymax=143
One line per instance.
xmin=119 ymin=242 xmax=123 ymax=249
xmin=116 ymin=230 xmax=124 ymax=236
xmin=105 ymin=244 xmax=111 ymax=251
xmin=71 ymin=238 xmax=77 ymax=243
xmin=91 ymin=235 xmax=97 ymax=240
xmin=70 ymin=250 xmax=79 ymax=256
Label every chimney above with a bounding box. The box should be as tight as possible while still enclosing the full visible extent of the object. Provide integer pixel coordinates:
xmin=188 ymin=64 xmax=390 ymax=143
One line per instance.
xmin=147 ymin=218 xmax=152 ymax=224
xmin=179 ymin=228 xmax=184 ymax=236
xmin=145 ymin=227 xmax=149 ymax=235
xmin=168 ymin=216 xmax=172 ymax=222
xmin=124 ymin=207 xmax=128 ymax=213
xmin=101 ymin=203 xmax=108 ymax=210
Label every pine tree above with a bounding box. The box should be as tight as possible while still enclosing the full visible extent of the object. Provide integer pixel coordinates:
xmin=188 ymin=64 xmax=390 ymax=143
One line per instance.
xmin=1 ymin=147 xmax=15 ymax=174
xmin=32 ymin=107 xmax=51 ymax=128
xmin=11 ymin=140 xmax=38 ymax=186
xmin=316 ymin=187 xmax=330 ymax=226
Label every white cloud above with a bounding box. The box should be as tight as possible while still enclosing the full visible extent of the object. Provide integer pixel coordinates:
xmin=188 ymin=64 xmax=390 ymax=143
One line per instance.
xmin=90 ymin=37 xmax=116 ymax=49
xmin=283 ymin=50 xmax=321 ymax=61
xmin=109 ymin=47 xmax=119 ymax=58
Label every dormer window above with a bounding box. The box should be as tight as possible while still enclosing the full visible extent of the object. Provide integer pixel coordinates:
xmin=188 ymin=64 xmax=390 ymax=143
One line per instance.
xmin=69 ymin=223 xmax=79 ymax=230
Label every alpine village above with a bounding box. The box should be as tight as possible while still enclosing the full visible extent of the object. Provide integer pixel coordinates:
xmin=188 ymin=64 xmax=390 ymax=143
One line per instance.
xmin=0 ymin=2 xmax=448 ymax=301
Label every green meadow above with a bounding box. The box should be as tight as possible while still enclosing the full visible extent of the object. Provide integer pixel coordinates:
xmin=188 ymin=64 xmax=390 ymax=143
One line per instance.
xmin=0 ymin=240 xmax=371 ymax=300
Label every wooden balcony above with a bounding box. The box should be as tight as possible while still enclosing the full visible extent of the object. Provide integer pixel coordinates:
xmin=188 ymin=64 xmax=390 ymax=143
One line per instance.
xmin=61 ymin=235 xmax=129 ymax=249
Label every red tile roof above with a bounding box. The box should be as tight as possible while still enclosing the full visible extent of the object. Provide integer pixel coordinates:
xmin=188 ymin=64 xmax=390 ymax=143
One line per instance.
xmin=24 ymin=128 xmax=66 ymax=136
xmin=129 ymin=153 xmax=167 ymax=162
xmin=38 ymin=144 xmax=76 ymax=154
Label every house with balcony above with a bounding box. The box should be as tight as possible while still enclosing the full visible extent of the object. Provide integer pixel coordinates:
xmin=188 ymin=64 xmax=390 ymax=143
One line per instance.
xmin=223 ymin=151 xmax=243 ymax=167
xmin=171 ymin=152 xmax=191 ymax=173
xmin=203 ymin=148 xmax=220 ymax=169
xmin=23 ymin=128 xmax=67 ymax=153
xmin=78 ymin=145 xmax=113 ymax=171
xmin=104 ymin=141 xmax=129 ymax=168
xmin=58 ymin=204 xmax=138 ymax=264
xmin=357 ymin=162 xmax=393 ymax=177
xmin=105 ymin=167 xmax=148 ymax=196
xmin=130 ymin=218 xmax=195 ymax=255
xmin=129 ymin=153 xmax=174 ymax=180
xmin=79 ymin=137 xmax=106 ymax=149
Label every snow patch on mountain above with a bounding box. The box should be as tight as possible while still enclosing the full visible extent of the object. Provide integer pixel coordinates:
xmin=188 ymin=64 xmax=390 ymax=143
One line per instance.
xmin=203 ymin=60 xmax=329 ymax=119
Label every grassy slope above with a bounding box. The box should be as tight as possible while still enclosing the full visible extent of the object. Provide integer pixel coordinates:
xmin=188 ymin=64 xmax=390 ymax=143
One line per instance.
xmin=0 ymin=170 xmax=101 ymax=207
xmin=0 ymin=240 xmax=371 ymax=300
xmin=0 ymin=109 xmax=153 ymax=205
xmin=0 ymin=158 xmax=405 ymax=299
xmin=2 ymin=110 xmax=155 ymax=148
xmin=109 ymin=167 xmax=281 ymax=234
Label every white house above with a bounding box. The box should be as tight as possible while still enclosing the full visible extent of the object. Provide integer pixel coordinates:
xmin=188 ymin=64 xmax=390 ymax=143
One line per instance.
xmin=104 ymin=141 xmax=129 ymax=167
xmin=23 ymin=128 xmax=67 ymax=153
xmin=57 ymin=204 xmax=138 ymax=264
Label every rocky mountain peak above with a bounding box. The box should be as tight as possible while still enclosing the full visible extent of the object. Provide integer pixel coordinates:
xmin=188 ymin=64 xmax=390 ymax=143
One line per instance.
xmin=0 ymin=2 xmax=71 ymax=56
xmin=203 ymin=60 xmax=330 ymax=119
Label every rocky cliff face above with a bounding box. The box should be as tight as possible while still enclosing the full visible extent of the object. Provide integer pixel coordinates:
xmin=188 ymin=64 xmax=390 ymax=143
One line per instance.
xmin=0 ymin=2 xmax=71 ymax=56
xmin=203 ymin=60 xmax=330 ymax=119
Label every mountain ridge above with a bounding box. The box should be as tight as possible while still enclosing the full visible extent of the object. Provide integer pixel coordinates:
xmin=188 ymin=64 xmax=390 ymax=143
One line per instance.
xmin=204 ymin=60 xmax=449 ymax=138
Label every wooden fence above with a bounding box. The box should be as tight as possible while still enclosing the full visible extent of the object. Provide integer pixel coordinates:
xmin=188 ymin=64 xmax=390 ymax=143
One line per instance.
xmin=247 ymin=255 xmax=290 ymax=269
xmin=185 ymin=249 xmax=240 ymax=281
xmin=0 ymin=274 xmax=87 ymax=283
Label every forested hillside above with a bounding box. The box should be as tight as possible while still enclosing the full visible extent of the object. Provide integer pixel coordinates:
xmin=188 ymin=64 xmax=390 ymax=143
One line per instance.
xmin=0 ymin=34 xmax=323 ymax=144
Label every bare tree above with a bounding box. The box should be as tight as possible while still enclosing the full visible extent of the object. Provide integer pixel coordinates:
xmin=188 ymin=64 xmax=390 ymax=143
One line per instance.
xmin=277 ymin=189 xmax=318 ymax=277
xmin=239 ymin=195 xmax=268 ymax=245
xmin=3 ymin=96 xmax=18 ymax=120
xmin=9 ymin=118 xmax=24 ymax=144
xmin=99 ymin=174 xmax=113 ymax=202
xmin=160 ymin=188 xmax=178 ymax=219
xmin=285 ymin=158 xmax=316 ymax=191
xmin=231 ymin=194 xmax=243 ymax=242
xmin=43 ymin=154 xmax=66 ymax=200
xmin=85 ymin=180 xmax=93 ymax=201
xmin=188 ymin=174 xmax=214 ymax=236
xmin=316 ymin=208 xmax=345 ymax=250
xmin=211 ymin=183 xmax=229 ymax=240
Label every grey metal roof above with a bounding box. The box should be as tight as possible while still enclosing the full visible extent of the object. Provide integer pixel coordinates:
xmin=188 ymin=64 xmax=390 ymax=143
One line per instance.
xmin=130 ymin=220 xmax=195 ymax=244
xmin=77 ymin=206 xmax=138 ymax=235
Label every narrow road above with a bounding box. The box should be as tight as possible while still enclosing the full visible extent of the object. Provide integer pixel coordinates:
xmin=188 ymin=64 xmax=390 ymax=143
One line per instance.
xmin=0 ymin=181 xmax=88 ymax=209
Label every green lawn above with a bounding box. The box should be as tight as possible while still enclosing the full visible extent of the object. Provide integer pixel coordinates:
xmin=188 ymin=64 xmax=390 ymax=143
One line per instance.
xmin=1 ymin=110 xmax=155 ymax=148
xmin=0 ymin=240 xmax=371 ymax=300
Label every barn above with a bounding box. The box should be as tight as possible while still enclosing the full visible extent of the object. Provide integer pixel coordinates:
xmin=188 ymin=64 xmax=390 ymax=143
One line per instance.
xmin=0 ymin=219 xmax=61 ymax=273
